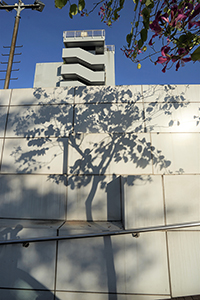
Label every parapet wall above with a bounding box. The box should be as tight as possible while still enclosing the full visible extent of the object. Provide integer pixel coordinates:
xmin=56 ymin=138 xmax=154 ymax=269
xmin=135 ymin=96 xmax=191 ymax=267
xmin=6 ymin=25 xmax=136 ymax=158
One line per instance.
xmin=0 ymin=85 xmax=200 ymax=299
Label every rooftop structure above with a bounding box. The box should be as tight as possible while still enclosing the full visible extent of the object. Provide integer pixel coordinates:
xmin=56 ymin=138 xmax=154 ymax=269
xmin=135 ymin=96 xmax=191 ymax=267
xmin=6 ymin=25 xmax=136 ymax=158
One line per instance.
xmin=33 ymin=29 xmax=115 ymax=87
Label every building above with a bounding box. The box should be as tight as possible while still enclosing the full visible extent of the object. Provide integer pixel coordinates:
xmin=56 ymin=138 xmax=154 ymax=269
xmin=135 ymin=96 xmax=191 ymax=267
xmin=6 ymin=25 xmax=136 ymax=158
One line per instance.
xmin=33 ymin=29 xmax=115 ymax=88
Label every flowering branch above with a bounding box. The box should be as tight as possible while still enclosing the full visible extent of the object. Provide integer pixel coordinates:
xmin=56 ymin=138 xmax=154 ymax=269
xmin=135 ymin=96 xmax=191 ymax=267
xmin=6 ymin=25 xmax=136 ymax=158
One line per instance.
xmin=55 ymin=0 xmax=200 ymax=72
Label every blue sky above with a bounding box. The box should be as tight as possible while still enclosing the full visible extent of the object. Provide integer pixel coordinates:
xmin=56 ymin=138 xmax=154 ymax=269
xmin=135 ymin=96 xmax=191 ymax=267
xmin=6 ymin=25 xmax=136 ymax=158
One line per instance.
xmin=0 ymin=0 xmax=199 ymax=89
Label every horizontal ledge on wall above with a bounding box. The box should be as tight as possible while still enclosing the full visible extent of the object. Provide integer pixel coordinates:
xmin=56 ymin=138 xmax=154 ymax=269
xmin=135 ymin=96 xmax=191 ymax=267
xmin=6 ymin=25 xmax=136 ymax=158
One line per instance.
xmin=0 ymin=220 xmax=200 ymax=246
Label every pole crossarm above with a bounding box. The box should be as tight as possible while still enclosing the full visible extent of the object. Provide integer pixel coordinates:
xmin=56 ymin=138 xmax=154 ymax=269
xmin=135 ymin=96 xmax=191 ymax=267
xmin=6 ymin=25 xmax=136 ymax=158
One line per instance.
xmin=0 ymin=4 xmax=41 ymax=10
xmin=0 ymin=221 xmax=200 ymax=247
xmin=0 ymin=0 xmax=45 ymax=89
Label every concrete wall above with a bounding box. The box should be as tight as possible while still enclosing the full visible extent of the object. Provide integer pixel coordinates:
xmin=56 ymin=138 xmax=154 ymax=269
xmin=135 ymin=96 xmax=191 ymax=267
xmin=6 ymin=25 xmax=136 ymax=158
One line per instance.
xmin=34 ymin=62 xmax=63 ymax=88
xmin=0 ymin=85 xmax=200 ymax=299
xmin=105 ymin=50 xmax=115 ymax=86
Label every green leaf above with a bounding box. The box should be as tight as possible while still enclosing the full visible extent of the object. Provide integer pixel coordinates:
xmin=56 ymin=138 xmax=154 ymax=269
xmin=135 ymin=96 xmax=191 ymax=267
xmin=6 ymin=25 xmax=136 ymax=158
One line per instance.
xmin=142 ymin=7 xmax=150 ymax=20
xmin=126 ymin=33 xmax=133 ymax=47
xmin=108 ymin=20 xmax=112 ymax=26
xmin=131 ymin=26 xmax=133 ymax=34
xmin=145 ymin=0 xmax=154 ymax=8
xmin=78 ymin=0 xmax=85 ymax=11
xmin=178 ymin=34 xmax=188 ymax=44
xmin=138 ymin=39 xmax=144 ymax=49
xmin=114 ymin=9 xmax=120 ymax=20
xmin=107 ymin=1 xmax=112 ymax=7
xmin=191 ymin=46 xmax=200 ymax=61
xmin=70 ymin=3 xmax=78 ymax=16
xmin=120 ymin=0 xmax=125 ymax=7
xmin=55 ymin=0 xmax=68 ymax=9
xmin=140 ymin=28 xmax=148 ymax=42
xmin=143 ymin=20 xmax=149 ymax=29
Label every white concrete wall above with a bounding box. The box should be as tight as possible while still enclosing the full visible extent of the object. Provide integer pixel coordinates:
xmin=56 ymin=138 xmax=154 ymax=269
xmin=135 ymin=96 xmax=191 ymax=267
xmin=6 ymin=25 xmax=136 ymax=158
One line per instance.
xmin=105 ymin=50 xmax=115 ymax=86
xmin=34 ymin=62 xmax=63 ymax=88
xmin=0 ymin=85 xmax=200 ymax=299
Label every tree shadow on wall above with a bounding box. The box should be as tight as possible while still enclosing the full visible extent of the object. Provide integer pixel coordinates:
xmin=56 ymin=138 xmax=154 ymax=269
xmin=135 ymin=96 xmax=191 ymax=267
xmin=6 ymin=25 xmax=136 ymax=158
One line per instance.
xmin=0 ymin=84 xmax=192 ymax=299
xmin=6 ymin=84 xmax=189 ymax=221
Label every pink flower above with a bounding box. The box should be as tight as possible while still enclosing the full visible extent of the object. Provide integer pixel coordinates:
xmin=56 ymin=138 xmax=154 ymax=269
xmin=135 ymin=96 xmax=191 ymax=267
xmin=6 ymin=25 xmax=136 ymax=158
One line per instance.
xmin=172 ymin=49 xmax=192 ymax=71
xmin=149 ymin=11 xmax=162 ymax=34
xmin=161 ymin=16 xmax=170 ymax=24
xmin=175 ymin=13 xmax=187 ymax=24
xmin=149 ymin=33 xmax=158 ymax=46
xmin=161 ymin=45 xmax=170 ymax=57
xmin=188 ymin=21 xmax=200 ymax=29
xmin=189 ymin=3 xmax=200 ymax=22
xmin=175 ymin=60 xmax=180 ymax=71
xmin=156 ymin=44 xmax=172 ymax=72
xmin=157 ymin=56 xmax=170 ymax=64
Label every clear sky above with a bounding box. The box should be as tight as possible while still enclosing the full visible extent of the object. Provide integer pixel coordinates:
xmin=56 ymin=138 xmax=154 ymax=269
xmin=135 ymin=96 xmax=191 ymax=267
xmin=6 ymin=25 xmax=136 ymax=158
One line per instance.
xmin=0 ymin=0 xmax=199 ymax=89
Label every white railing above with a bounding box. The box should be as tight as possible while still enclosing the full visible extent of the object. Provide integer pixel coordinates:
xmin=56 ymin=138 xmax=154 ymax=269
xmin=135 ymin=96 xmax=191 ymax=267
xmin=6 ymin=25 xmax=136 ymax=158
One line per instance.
xmin=63 ymin=29 xmax=105 ymax=39
xmin=1 ymin=221 xmax=200 ymax=246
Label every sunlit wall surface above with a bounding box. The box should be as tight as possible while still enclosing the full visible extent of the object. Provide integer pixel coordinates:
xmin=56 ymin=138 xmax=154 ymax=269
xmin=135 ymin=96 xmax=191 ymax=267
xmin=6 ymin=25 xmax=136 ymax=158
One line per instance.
xmin=0 ymin=84 xmax=200 ymax=299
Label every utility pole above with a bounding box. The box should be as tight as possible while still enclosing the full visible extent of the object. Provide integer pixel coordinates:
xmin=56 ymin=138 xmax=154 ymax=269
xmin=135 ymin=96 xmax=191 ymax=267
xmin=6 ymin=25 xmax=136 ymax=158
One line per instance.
xmin=0 ymin=0 xmax=45 ymax=89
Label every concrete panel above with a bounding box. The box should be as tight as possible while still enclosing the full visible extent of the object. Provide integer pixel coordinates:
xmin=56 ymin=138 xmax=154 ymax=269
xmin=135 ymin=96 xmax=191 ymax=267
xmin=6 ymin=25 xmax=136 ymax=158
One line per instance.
xmin=174 ymin=84 xmax=200 ymax=102
xmin=164 ymin=175 xmax=200 ymax=226
xmin=167 ymin=231 xmax=200 ymax=297
xmin=145 ymin=102 xmax=200 ymax=133
xmin=33 ymin=62 xmax=63 ymax=88
xmin=142 ymin=84 xmax=197 ymax=103
xmin=6 ymin=104 xmax=73 ymax=138
xmin=1 ymin=137 xmax=68 ymax=174
xmin=0 ymin=138 xmax=3 ymax=165
xmin=68 ymin=133 xmax=153 ymax=175
xmin=0 ymin=242 xmax=56 ymax=290
xmin=0 ymin=289 xmax=55 ymax=300
xmin=56 ymin=291 xmax=170 ymax=300
xmin=74 ymin=103 xmax=144 ymax=133
xmin=0 ymin=221 xmax=58 ymax=290
xmin=123 ymin=232 xmax=170 ymax=294
xmin=0 ymin=89 xmax=11 ymax=105
xmin=56 ymin=237 xmax=108 ymax=292
xmin=0 ymin=175 xmax=67 ymax=219
xmin=122 ymin=175 xmax=165 ymax=229
xmin=67 ymin=175 xmax=121 ymax=221
xmin=11 ymin=88 xmax=53 ymax=105
xmin=56 ymin=232 xmax=169 ymax=295
xmin=151 ymin=133 xmax=200 ymax=174
xmin=53 ymin=86 xmax=74 ymax=104
xmin=174 ymin=102 xmax=200 ymax=132
xmin=0 ymin=107 xmax=7 ymax=137
xmin=75 ymin=85 xmax=143 ymax=104
xmin=10 ymin=87 xmax=74 ymax=105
